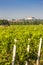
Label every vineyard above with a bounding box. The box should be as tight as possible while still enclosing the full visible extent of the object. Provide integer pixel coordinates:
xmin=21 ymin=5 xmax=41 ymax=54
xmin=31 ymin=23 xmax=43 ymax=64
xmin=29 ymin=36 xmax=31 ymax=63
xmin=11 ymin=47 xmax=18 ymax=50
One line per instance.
xmin=0 ymin=25 xmax=43 ymax=65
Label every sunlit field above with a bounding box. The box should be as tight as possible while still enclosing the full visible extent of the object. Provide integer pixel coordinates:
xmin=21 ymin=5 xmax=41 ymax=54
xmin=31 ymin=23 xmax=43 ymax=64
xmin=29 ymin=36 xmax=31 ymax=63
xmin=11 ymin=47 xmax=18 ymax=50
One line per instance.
xmin=0 ymin=25 xmax=43 ymax=65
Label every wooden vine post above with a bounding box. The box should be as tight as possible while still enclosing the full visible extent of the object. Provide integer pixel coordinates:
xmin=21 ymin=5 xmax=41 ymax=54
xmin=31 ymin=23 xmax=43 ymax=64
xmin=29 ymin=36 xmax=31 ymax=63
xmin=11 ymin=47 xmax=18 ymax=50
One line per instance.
xmin=12 ymin=39 xmax=17 ymax=65
xmin=25 ymin=38 xmax=30 ymax=65
xmin=36 ymin=38 xmax=42 ymax=65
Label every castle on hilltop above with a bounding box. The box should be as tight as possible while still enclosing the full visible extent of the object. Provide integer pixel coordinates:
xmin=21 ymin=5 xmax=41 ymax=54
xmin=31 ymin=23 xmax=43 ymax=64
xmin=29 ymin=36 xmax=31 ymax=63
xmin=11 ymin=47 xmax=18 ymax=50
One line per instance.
xmin=25 ymin=16 xmax=36 ymax=20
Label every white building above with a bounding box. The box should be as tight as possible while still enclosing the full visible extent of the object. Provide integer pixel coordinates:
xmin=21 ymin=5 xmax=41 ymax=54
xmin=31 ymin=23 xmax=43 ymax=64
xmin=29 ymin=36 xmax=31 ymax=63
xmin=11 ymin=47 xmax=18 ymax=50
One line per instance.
xmin=25 ymin=16 xmax=35 ymax=20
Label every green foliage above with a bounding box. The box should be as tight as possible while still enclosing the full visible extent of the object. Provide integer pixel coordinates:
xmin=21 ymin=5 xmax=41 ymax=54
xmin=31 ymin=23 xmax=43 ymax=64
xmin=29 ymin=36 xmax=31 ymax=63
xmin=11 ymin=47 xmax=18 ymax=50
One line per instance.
xmin=0 ymin=25 xmax=43 ymax=65
xmin=0 ymin=19 xmax=43 ymax=25
xmin=11 ymin=19 xmax=43 ymax=25
xmin=0 ymin=20 xmax=10 ymax=25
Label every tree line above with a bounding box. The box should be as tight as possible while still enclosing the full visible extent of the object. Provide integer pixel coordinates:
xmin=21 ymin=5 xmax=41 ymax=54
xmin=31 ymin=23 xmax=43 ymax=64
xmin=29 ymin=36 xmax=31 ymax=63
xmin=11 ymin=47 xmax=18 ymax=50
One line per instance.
xmin=0 ymin=19 xmax=43 ymax=25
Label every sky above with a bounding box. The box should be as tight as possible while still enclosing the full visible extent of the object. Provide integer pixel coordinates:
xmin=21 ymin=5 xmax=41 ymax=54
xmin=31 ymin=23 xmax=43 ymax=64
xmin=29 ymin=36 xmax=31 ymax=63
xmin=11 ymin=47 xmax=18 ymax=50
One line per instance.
xmin=0 ymin=0 xmax=43 ymax=19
